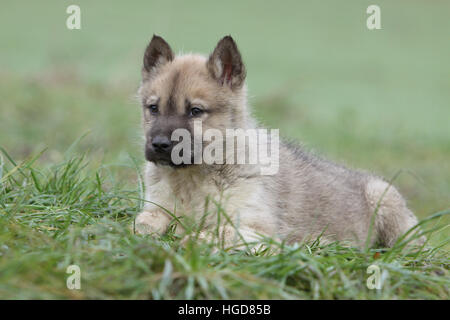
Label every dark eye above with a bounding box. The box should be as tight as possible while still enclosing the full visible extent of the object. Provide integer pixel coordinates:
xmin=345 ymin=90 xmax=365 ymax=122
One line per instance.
xmin=148 ymin=104 xmax=158 ymax=114
xmin=189 ymin=107 xmax=204 ymax=117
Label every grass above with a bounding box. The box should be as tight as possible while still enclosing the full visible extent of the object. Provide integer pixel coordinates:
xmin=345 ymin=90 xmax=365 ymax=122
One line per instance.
xmin=0 ymin=0 xmax=449 ymax=299
xmin=0 ymin=149 xmax=449 ymax=299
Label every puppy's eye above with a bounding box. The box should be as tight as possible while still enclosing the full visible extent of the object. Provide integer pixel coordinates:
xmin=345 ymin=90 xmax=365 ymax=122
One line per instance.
xmin=147 ymin=104 xmax=158 ymax=114
xmin=189 ymin=107 xmax=204 ymax=117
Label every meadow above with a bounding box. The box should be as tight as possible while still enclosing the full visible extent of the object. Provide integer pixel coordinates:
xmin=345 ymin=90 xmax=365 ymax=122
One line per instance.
xmin=0 ymin=0 xmax=449 ymax=299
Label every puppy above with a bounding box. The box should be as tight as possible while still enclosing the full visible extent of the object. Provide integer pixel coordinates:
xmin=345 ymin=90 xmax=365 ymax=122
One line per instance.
xmin=134 ymin=35 xmax=423 ymax=249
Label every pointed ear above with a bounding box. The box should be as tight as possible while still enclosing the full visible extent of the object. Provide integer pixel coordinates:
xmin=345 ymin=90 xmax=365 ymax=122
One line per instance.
xmin=207 ymin=36 xmax=246 ymax=90
xmin=142 ymin=35 xmax=174 ymax=80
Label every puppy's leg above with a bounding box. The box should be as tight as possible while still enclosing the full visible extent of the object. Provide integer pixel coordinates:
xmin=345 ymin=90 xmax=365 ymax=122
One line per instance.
xmin=134 ymin=210 xmax=171 ymax=235
xmin=365 ymin=179 xmax=425 ymax=247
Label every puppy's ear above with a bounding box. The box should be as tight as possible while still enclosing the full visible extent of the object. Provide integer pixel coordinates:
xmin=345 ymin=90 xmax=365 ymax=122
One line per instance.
xmin=207 ymin=36 xmax=246 ymax=90
xmin=142 ymin=35 xmax=174 ymax=80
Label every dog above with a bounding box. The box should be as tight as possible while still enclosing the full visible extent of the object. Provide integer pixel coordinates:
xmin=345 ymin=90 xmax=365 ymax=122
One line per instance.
xmin=134 ymin=35 xmax=423 ymax=249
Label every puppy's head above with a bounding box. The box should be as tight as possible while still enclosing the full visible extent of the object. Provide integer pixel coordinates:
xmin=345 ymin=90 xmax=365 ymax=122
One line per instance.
xmin=138 ymin=35 xmax=247 ymax=167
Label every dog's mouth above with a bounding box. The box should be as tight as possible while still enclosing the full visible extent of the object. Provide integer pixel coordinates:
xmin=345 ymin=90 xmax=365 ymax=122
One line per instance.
xmin=145 ymin=148 xmax=192 ymax=168
xmin=153 ymin=158 xmax=189 ymax=168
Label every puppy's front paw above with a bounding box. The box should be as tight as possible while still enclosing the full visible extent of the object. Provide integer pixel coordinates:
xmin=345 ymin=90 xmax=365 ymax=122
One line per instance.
xmin=134 ymin=210 xmax=170 ymax=235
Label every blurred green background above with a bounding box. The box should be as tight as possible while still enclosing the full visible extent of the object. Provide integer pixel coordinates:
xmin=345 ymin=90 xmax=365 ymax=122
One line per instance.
xmin=1 ymin=0 xmax=449 ymax=221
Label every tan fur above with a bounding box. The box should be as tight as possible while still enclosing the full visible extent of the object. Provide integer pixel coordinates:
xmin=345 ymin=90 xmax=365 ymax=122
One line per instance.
xmin=134 ymin=36 xmax=424 ymax=249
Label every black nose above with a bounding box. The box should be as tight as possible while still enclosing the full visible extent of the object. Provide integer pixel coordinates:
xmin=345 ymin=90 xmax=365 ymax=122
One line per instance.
xmin=151 ymin=135 xmax=172 ymax=152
